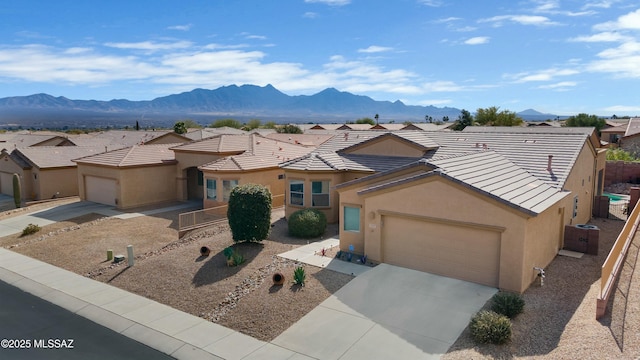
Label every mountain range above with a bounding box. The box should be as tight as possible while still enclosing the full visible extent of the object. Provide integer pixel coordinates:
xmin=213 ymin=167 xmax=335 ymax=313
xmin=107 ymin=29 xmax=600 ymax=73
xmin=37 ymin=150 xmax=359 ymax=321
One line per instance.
xmin=0 ymin=84 xmax=560 ymax=129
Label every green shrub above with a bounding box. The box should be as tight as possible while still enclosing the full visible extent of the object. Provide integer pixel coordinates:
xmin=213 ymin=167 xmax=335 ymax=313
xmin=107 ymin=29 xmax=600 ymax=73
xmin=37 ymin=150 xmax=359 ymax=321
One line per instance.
xmin=231 ymin=252 xmax=245 ymax=266
xmin=491 ymin=292 xmax=525 ymax=319
xmin=223 ymin=247 xmax=234 ymax=260
xmin=469 ymin=310 xmax=512 ymax=345
xmin=288 ymin=208 xmax=327 ymax=238
xmin=227 ymin=184 xmax=272 ymax=243
xmin=21 ymin=223 xmax=41 ymax=237
xmin=293 ymin=266 xmax=306 ymax=286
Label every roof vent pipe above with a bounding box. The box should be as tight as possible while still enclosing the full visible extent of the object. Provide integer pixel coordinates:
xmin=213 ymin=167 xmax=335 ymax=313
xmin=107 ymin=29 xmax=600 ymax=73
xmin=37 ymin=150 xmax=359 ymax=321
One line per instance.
xmin=547 ymin=155 xmax=553 ymax=172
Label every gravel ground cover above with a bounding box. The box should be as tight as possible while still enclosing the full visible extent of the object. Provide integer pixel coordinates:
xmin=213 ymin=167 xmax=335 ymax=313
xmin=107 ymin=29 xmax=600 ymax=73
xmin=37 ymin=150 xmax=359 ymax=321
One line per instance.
xmin=2 ymin=197 xmax=639 ymax=353
xmin=2 ymin=201 xmax=353 ymax=341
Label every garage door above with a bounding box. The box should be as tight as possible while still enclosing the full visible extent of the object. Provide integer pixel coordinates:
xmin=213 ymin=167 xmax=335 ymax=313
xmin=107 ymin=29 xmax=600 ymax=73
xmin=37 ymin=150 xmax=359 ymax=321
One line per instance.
xmin=381 ymin=215 xmax=500 ymax=287
xmin=0 ymin=172 xmax=14 ymax=196
xmin=85 ymin=176 xmax=117 ymax=206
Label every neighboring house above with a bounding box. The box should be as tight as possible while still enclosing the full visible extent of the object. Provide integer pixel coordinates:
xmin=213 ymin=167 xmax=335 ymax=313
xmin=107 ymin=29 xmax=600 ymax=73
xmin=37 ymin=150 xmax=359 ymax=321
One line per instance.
xmin=264 ymin=133 xmax=333 ymax=148
xmin=401 ymin=123 xmax=454 ymax=131
xmin=371 ymin=123 xmax=406 ymax=131
xmin=172 ymin=133 xmax=314 ymax=206
xmin=600 ymin=125 xmax=626 ymax=146
xmin=280 ymin=128 xmax=605 ymax=293
xmin=88 ymin=130 xmax=191 ymax=147
xmin=0 ymin=146 xmax=112 ymax=201
xmin=618 ymin=118 xmax=640 ymax=155
xmin=184 ymin=127 xmax=247 ymax=141
xmin=74 ymin=144 xmax=180 ymax=208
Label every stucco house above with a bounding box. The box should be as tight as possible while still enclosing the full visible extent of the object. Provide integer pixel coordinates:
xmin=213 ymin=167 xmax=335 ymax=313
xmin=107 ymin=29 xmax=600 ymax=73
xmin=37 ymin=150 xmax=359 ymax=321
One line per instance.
xmin=0 ymin=146 xmax=113 ymax=201
xmin=280 ymin=128 xmax=605 ymax=293
xmin=74 ymin=143 xmax=180 ymax=208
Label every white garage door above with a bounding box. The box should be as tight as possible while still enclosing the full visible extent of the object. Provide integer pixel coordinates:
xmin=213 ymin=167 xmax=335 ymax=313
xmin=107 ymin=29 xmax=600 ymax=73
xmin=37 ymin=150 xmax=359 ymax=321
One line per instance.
xmin=382 ymin=215 xmax=500 ymax=287
xmin=85 ymin=176 xmax=117 ymax=206
xmin=0 ymin=172 xmax=14 ymax=196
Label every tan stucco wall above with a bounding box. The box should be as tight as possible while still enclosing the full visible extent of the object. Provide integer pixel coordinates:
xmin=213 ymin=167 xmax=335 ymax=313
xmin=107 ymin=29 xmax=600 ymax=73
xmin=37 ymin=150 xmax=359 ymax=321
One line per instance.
xmin=522 ymin=204 xmax=565 ymax=291
xmin=0 ymin=156 xmax=33 ymax=200
xmin=34 ymin=167 xmax=78 ymax=199
xmin=118 ymin=165 xmax=177 ymax=208
xmin=202 ymin=168 xmax=286 ymax=209
xmin=343 ymin=137 xmax=426 ymax=157
xmin=174 ymin=152 xmax=224 ymax=201
xmin=147 ymin=133 xmax=189 ymax=144
xmin=78 ymin=163 xmax=177 ymax=209
xmin=339 ymin=176 xmax=534 ymax=292
xmin=284 ymin=171 xmax=345 ymax=223
xmin=562 ymin=141 xmax=597 ymax=225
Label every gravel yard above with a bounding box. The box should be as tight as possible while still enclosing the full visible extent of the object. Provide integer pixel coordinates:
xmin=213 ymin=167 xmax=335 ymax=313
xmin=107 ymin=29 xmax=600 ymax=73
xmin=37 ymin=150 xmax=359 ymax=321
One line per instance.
xmin=2 ymin=198 xmax=639 ymax=355
xmin=1 ymin=201 xmax=353 ymax=341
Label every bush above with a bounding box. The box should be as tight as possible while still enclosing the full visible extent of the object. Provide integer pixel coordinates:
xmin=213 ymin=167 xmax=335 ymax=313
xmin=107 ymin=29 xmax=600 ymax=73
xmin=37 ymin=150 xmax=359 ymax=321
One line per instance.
xmin=223 ymin=247 xmax=234 ymax=260
xmin=469 ymin=310 xmax=512 ymax=345
xmin=491 ymin=292 xmax=525 ymax=319
xmin=293 ymin=266 xmax=306 ymax=286
xmin=227 ymin=184 xmax=272 ymax=243
xmin=231 ymin=252 xmax=245 ymax=266
xmin=21 ymin=223 xmax=41 ymax=237
xmin=288 ymin=208 xmax=327 ymax=238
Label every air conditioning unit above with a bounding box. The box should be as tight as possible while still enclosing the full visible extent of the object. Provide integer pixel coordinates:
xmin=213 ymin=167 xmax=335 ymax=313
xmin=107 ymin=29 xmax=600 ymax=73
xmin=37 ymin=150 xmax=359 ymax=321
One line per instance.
xmin=563 ymin=224 xmax=599 ymax=255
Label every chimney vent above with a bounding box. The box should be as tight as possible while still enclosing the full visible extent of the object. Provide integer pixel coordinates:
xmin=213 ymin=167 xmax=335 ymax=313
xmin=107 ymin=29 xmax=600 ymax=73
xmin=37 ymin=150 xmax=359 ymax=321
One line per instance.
xmin=547 ymin=155 xmax=553 ymax=172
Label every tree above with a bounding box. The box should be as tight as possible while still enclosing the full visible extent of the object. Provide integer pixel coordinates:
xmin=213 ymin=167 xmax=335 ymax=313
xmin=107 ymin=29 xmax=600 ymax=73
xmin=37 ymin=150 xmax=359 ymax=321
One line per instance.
xmin=211 ymin=119 xmax=243 ymax=129
xmin=355 ymin=117 xmax=375 ymax=125
xmin=442 ymin=116 xmax=450 ymax=122
xmin=173 ymin=121 xmax=187 ymax=134
xmin=263 ymin=121 xmax=277 ymax=129
xmin=243 ymin=119 xmax=261 ymax=130
xmin=227 ymin=184 xmax=272 ymax=242
xmin=181 ymin=119 xmax=202 ymax=129
xmin=135 ymin=121 xmax=140 ymax=131
xmin=425 ymin=115 xmax=433 ymax=123
xmin=564 ymin=113 xmax=606 ymax=131
xmin=451 ymin=109 xmax=473 ymax=131
xmin=475 ymin=106 xmax=523 ymax=127
xmin=276 ymin=124 xmax=303 ymax=134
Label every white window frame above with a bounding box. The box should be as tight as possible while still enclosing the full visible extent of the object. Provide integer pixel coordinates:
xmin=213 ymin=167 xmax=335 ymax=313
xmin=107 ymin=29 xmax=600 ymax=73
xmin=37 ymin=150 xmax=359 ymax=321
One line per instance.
xmin=206 ymin=179 xmax=217 ymax=200
xmin=222 ymin=179 xmax=239 ymax=202
xmin=311 ymin=180 xmax=330 ymax=207
xmin=289 ymin=180 xmax=304 ymax=206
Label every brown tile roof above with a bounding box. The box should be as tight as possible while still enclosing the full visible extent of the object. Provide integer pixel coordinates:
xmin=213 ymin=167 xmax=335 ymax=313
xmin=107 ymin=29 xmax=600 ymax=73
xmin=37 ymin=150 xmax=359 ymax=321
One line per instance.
xmin=354 ymin=151 xmax=570 ymax=215
xmin=15 ymin=146 xmax=115 ymax=168
xmin=89 ymin=130 xmax=175 ymax=147
xmin=199 ymin=134 xmax=313 ymax=172
xmin=73 ymin=143 xmax=179 ymax=167
xmin=171 ymin=134 xmax=250 ymax=153
xmin=264 ymin=133 xmax=334 ymax=147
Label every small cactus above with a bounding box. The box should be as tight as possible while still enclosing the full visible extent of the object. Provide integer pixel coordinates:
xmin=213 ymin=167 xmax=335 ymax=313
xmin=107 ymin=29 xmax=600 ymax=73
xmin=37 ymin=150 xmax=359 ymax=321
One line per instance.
xmin=12 ymin=173 xmax=21 ymax=208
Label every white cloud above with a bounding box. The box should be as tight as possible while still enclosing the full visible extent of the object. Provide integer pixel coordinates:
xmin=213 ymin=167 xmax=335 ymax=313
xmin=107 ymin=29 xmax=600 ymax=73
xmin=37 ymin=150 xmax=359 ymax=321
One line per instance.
xmin=594 ymin=8 xmax=640 ymax=31
xmin=104 ymin=41 xmax=193 ymax=51
xmin=479 ymin=15 xmax=560 ymax=27
xmin=418 ymin=0 xmax=443 ymax=7
xmin=537 ymin=81 xmax=577 ymax=90
xmin=167 ymin=24 xmax=192 ymax=31
xmin=303 ymin=12 xmax=318 ymax=18
xmin=304 ymin=0 xmax=350 ymax=6
xmin=508 ymin=68 xmax=579 ymax=83
xmin=433 ymin=17 xmax=461 ymax=24
xmin=358 ymin=45 xmax=393 ymax=53
xmin=603 ymin=105 xmax=640 ymax=112
xmin=569 ymin=31 xmax=631 ymax=42
xmin=464 ymin=36 xmax=490 ymax=45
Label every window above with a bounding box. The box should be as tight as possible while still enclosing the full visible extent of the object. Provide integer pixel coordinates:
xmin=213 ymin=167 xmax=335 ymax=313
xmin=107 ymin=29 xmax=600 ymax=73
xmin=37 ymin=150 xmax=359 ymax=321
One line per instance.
xmin=289 ymin=180 xmax=304 ymax=206
xmin=311 ymin=180 xmax=330 ymax=207
xmin=206 ymin=179 xmax=217 ymax=200
xmin=344 ymin=206 xmax=360 ymax=232
xmin=222 ymin=180 xmax=239 ymax=201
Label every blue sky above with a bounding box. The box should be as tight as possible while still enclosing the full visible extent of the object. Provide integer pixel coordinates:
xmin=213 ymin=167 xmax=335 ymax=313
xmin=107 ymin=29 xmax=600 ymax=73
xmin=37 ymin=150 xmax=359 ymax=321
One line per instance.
xmin=1 ymin=0 xmax=639 ymax=116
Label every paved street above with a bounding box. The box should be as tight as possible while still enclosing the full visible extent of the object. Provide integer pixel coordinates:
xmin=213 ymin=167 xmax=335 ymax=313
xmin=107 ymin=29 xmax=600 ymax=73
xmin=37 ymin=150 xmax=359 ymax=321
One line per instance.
xmin=0 ymin=280 xmax=175 ymax=360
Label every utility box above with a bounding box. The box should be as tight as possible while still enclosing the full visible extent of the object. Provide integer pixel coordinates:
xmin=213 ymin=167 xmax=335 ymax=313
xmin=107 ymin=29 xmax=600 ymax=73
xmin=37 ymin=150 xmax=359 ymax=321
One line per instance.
xmin=564 ymin=224 xmax=599 ymax=255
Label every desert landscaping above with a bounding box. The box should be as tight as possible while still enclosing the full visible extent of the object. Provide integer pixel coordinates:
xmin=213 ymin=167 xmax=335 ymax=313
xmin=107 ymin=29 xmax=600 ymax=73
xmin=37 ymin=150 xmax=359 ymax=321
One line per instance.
xmin=1 ymin=195 xmax=639 ymax=358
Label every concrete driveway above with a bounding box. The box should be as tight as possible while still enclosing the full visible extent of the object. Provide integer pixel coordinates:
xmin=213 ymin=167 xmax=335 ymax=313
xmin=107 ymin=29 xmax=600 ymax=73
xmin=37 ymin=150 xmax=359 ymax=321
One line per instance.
xmin=272 ymin=264 xmax=497 ymax=360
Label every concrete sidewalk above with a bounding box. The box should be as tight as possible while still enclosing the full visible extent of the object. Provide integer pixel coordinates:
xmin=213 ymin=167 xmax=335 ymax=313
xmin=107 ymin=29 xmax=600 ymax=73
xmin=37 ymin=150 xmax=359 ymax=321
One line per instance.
xmin=278 ymin=238 xmax=371 ymax=276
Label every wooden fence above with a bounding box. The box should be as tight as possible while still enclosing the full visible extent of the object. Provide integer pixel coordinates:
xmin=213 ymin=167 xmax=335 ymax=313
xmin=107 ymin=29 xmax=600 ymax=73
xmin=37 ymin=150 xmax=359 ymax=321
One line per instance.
xmin=597 ymin=199 xmax=640 ymax=318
